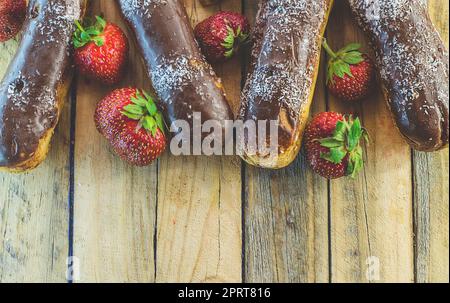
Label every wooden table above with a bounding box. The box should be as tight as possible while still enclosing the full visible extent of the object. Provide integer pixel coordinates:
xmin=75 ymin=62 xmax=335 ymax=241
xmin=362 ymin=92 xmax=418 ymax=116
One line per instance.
xmin=0 ymin=0 xmax=448 ymax=283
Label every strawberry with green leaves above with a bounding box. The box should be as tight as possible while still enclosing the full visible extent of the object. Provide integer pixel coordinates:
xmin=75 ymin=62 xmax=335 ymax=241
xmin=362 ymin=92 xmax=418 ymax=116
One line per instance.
xmin=304 ymin=112 xmax=369 ymax=179
xmin=73 ymin=16 xmax=129 ymax=85
xmin=194 ymin=11 xmax=250 ymax=62
xmin=323 ymin=39 xmax=375 ymax=102
xmin=95 ymin=88 xmax=166 ymax=166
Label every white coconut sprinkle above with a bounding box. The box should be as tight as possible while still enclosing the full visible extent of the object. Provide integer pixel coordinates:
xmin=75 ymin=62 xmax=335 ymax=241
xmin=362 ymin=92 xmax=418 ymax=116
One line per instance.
xmin=240 ymin=0 xmax=330 ymax=128
xmin=120 ymin=0 xmax=168 ymax=19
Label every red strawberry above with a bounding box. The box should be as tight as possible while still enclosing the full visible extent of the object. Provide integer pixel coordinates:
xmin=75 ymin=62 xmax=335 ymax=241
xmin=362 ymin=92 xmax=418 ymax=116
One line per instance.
xmin=194 ymin=11 xmax=250 ymax=62
xmin=0 ymin=0 xmax=26 ymax=42
xmin=73 ymin=16 xmax=128 ymax=85
xmin=323 ymin=39 xmax=375 ymax=102
xmin=304 ymin=112 xmax=368 ymax=179
xmin=95 ymin=88 xmax=166 ymax=166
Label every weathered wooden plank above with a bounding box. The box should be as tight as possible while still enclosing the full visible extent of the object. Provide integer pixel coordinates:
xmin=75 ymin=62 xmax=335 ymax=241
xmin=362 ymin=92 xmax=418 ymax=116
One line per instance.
xmin=0 ymin=39 xmax=70 ymax=282
xmin=72 ymin=1 xmax=156 ymax=282
xmin=327 ymin=1 xmax=414 ymax=283
xmin=414 ymin=0 xmax=449 ymax=283
xmin=155 ymin=0 xmax=242 ymax=283
xmin=243 ymin=1 xmax=330 ymax=283
xmin=0 ymin=39 xmax=19 ymax=79
xmin=156 ymin=156 xmax=242 ymax=282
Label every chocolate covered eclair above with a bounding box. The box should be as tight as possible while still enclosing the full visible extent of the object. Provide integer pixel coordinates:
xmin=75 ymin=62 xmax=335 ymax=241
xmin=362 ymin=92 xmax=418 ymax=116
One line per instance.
xmin=239 ymin=0 xmax=334 ymax=168
xmin=0 ymin=0 xmax=86 ymax=172
xmin=348 ymin=0 xmax=449 ymax=151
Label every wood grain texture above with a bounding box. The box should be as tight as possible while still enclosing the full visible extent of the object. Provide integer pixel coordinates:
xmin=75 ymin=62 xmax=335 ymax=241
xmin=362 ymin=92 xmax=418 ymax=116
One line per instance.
xmin=0 ymin=39 xmax=19 ymax=79
xmin=72 ymin=1 xmax=156 ymax=282
xmin=414 ymin=0 xmax=449 ymax=283
xmin=0 ymin=0 xmax=448 ymax=283
xmin=327 ymin=2 xmax=414 ymax=283
xmin=243 ymin=0 xmax=330 ymax=283
xmin=0 ymin=40 xmax=70 ymax=282
xmin=154 ymin=0 xmax=242 ymax=283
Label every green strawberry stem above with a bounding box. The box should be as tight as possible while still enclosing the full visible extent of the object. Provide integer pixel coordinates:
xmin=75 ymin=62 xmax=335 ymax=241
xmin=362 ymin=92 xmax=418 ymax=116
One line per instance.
xmin=73 ymin=16 xmax=107 ymax=49
xmin=322 ymin=39 xmax=365 ymax=83
xmin=121 ymin=90 xmax=165 ymax=137
xmin=322 ymin=39 xmax=337 ymax=59
xmin=74 ymin=20 xmax=84 ymax=33
xmin=318 ymin=115 xmax=368 ymax=178
xmin=222 ymin=25 xmax=249 ymax=58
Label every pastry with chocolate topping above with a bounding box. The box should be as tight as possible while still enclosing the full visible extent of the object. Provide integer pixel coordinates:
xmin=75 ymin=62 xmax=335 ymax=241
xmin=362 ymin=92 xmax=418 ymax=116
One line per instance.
xmin=239 ymin=0 xmax=334 ymax=169
xmin=348 ymin=0 xmax=449 ymax=151
xmin=0 ymin=0 xmax=87 ymax=172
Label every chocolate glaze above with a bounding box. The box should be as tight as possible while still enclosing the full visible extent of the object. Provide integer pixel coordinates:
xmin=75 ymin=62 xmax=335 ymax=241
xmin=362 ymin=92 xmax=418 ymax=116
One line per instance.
xmin=0 ymin=0 xmax=82 ymax=168
xmin=239 ymin=0 xmax=333 ymax=163
xmin=247 ymin=0 xmax=269 ymax=77
xmin=118 ymin=0 xmax=233 ymax=140
xmin=348 ymin=0 xmax=449 ymax=151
